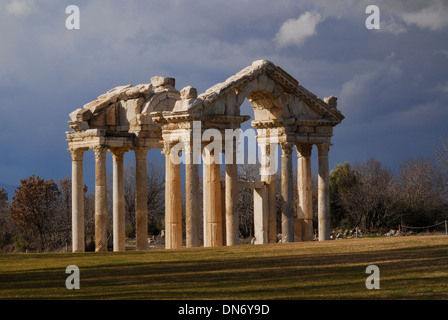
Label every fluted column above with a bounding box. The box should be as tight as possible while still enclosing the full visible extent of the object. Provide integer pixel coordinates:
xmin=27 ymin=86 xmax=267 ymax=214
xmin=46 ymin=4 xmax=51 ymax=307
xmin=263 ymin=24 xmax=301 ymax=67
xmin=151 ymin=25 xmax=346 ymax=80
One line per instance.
xmin=70 ymin=147 xmax=87 ymax=252
xmin=110 ymin=148 xmax=127 ymax=252
xmin=281 ymin=142 xmax=294 ymax=243
xmin=258 ymin=133 xmax=277 ymax=244
xmin=164 ymin=142 xmax=183 ymax=249
xmin=225 ymin=139 xmax=239 ymax=246
xmin=203 ymin=150 xmax=223 ymax=247
xmin=93 ymin=146 xmax=108 ymax=252
xmin=134 ymin=148 xmax=148 ymax=251
xmin=297 ymin=144 xmax=313 ymax=241
xmin=256 ymin=141 xmax=276 ymax=244
xmin=185 ymin=141 xmax=200 ymax=247
xmin=317 ymin=143 xmax=331 ymax=241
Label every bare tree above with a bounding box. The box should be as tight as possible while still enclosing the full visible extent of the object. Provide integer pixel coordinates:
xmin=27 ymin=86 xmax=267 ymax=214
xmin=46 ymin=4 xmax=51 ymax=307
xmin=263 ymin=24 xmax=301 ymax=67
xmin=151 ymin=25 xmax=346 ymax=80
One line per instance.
xmin=237 ymin=163 xmax=259 ymax=238
xmin=435 ymin=137 xmax=448 ymax=176
xmin=0 ymin=188 xmax=15 ymax=251
xmin=338 ymin=159 xmax=397 ymax=230
xmin=397 ymin=158 xmax=447 ymax=227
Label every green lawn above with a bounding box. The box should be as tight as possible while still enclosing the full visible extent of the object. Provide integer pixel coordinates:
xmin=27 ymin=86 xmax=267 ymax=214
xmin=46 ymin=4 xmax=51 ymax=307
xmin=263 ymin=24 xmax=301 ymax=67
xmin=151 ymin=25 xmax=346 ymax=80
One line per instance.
xmin=0 ymin=235 xmax=447 ymax=299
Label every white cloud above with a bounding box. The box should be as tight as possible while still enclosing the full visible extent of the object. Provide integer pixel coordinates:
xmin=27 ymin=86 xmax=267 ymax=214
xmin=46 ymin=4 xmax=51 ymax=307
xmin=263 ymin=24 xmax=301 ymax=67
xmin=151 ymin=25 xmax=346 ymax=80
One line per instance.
xmin=399 ymin=2 xmax=448 ymax=31
xmin=379 ymin=17 xmax=407 ymax=35
xmin=275 ymin=11 xmax=322 ymax=47
xmin=5 ymin=0 xmax=34 ymax=16
xmin=433 ymin=81 xmax=448 ymax=93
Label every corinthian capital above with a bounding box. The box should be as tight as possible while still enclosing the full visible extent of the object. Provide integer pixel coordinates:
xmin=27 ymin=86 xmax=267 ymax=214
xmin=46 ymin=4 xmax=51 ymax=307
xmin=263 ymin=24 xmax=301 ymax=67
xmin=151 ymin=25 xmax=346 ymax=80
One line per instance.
xmin=296 ymin=144 xmax=313 ymax=158
xmin=109 ymin=148 xmax=128 ymax=162
xmin=280 ymin=142 xmax=293 ymax=156
xmin=317 ymin=143 xmax=330 ymax=156
xmin=69 ymin=147 xmax=87 ymax=161
xmin=93 ymin=145 xmax=107 ymax=161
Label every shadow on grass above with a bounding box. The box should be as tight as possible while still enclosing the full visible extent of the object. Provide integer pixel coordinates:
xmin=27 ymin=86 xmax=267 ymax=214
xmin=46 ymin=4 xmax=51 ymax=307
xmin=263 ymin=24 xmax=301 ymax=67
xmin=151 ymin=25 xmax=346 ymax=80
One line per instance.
xmin=0 ymin=244 xmax=447 ymax=299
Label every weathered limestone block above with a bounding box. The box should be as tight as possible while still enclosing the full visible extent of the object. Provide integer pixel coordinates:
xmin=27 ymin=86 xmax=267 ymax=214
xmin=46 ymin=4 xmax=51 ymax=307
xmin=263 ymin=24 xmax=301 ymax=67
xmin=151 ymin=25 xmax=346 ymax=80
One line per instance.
xmin=98 ymin=85 xmax=132 ymax=102
xmin=106 ymin=103 xmax=116 ymax=127
xmin=69 ymin=108 xmax=92 ymax=122
xmin=209 ymin=98 xmax=225 ymax=115
xmin=84 ymin=98 xmax=111 ymax=114
xmin=225 ymin=91 xmax=237 ymax=115
xmin=151 ymin=76 xmax=175 ymax=89
xmin=298 ymin=126 xmax=314 ymax=133
xmin=118 ymin=84 xmax=152 ymax=100
xmin=68 ymin=121 xmax=90 ymax=131
xmin=257 ymin=74 xmax=275 ymax=93
xmin=173 ymin=99 xmax=199 ymax=112
xmin=180 ymin=86 xmax=197 ymax=99
xmin=315 ymin=126 xmax=333 ymax=134
xmin=89 ymin=109 xmax=106 ymax=127
xmin=124 ymin=97 xmax=145 ymax=126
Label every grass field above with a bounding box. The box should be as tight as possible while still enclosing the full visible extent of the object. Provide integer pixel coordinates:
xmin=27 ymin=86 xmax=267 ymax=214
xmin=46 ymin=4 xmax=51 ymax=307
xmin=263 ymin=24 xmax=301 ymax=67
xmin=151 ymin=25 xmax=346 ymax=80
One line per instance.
xmin=0 ymin=235 xmax=447 ymax=300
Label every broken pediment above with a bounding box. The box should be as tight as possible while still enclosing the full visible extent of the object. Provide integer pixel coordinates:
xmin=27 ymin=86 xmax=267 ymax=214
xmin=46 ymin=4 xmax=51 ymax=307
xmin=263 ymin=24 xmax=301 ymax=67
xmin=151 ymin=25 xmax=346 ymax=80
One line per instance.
xmin=67 ymin=60 xmax=344 ymax=144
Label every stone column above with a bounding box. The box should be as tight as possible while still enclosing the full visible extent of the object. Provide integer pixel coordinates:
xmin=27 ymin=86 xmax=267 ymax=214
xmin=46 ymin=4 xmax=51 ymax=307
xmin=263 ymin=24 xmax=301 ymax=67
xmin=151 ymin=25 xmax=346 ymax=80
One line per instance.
xmin=281 ymin=142 xmax=294 ymax=243
xmin=165 ymin=142 xmax=183 ymax=249
xmin=297 ymin=144 xmax=313 ymax=241
xmin=110 ymin=148 xmax=127 ymax=252
xmin=258 ymin=136 xmax=277 ymax=244
xmin=253 ymin=184 xmax=269 ymax=244
xmin=204 ymin=150 xmax=223 ymax=247
xmin=317 ymin=143 xmax=331 ymax=241
xmin=93 ymin=146 xmax=108 ymax=252
xmin=225 ymin=139 xmax=239 ymax=246
xmin=134 ymin=148 xmax=148 ymax=251
xmin=70 ymin=148 xmax=87 ymax=252
xmin=203 ymin=162 xmax=208 ymax=245
xmin=185 ymin=141 xmax=200 ymax=248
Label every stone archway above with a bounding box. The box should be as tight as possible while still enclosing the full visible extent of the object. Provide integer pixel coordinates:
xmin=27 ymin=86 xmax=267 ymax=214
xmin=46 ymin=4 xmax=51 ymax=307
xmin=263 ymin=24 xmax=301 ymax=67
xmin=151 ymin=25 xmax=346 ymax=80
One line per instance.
xmin=66 ymin=60 xmax=344 ymax=252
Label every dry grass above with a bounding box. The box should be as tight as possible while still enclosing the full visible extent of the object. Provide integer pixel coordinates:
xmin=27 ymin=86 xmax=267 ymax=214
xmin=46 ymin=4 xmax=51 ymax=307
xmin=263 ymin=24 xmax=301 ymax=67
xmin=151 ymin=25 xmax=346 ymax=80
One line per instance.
xmin=0 ymin=235 xmax=447 ymax=299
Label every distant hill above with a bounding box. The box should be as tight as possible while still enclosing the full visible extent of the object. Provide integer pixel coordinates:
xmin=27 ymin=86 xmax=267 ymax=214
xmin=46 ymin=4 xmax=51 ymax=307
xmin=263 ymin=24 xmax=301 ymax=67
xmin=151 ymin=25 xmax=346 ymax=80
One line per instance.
xmin=0 ymin=183 xmax=17 ymax=202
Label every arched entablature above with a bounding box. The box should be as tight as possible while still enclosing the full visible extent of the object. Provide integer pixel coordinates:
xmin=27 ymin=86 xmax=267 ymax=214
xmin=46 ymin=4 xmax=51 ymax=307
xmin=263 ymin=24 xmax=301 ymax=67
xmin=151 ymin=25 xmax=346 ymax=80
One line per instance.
xmin=66 ymin=59 xmax=345 ymax=253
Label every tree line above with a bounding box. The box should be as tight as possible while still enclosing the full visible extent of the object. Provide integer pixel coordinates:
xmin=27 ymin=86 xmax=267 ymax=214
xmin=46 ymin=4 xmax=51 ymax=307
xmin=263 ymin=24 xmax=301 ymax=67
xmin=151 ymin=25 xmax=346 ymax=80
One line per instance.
xmin=0 ymin=140 xmax=447 ymax=252
xmin=0 ymin=163 xmax=165 ymax=253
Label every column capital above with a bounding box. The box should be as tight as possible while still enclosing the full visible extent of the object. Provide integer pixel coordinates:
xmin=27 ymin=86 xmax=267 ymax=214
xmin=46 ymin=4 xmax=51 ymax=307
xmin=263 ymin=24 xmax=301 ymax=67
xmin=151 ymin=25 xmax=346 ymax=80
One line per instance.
xmin=69 ymin=147 xmax=88 ymax=161
xmin=296 ymin=144 xmax=313 ymax=158
xmin=317 ymin=143 xmax=331 ymax=156
xmin=93 ymin=145 xmax=107 ymax=161
xmin=280 ymin=142 xmax=293 ymax=156
xmin=163 ymin=140 xmax=177 ymax=155
xmin=109 ymin=148 xmax=128 ymax=162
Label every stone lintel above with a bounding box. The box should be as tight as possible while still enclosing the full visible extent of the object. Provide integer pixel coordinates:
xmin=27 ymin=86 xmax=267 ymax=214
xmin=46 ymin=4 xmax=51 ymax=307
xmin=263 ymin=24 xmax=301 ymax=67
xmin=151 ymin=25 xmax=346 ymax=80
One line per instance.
xmin=251 ymin=117 xmax=295 ymax=129
xmin=204 ymin=115 xmax=251 ymax=124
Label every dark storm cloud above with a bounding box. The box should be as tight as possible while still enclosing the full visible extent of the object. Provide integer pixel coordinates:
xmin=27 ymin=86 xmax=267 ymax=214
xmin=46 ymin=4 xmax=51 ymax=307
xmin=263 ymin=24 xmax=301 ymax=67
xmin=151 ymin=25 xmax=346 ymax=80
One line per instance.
xmin=0 ymin=0 xmax=447 ymax=188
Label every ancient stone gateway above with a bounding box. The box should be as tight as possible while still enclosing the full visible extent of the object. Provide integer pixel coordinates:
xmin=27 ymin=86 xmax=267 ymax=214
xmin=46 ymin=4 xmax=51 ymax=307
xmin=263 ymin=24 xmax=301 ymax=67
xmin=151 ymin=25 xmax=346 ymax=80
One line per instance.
xmin=66 ymin=60 xmax=344 ymax=252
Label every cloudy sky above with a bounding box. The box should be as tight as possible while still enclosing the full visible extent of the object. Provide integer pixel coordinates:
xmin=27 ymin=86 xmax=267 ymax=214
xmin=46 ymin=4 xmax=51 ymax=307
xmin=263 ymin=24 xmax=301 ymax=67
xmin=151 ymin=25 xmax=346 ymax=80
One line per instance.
xmin=1 ymin=0 xmax=447 ymax=193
